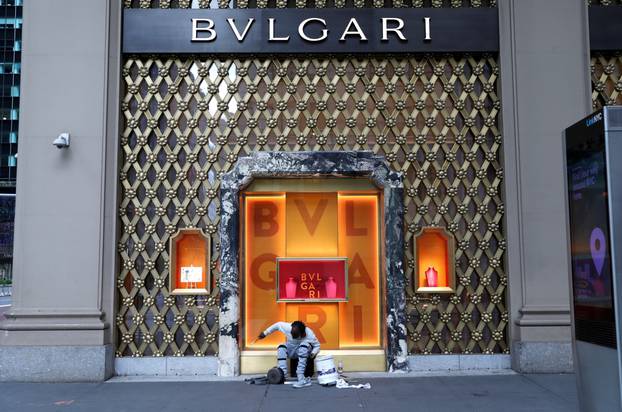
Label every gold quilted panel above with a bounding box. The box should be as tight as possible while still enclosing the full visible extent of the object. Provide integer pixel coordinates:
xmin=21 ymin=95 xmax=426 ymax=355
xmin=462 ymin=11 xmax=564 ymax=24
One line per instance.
xmin=588 ymin=1 xmax=622 ymax=5
xmin=592 ymin=53 xmax=622 ymax=109
xmin=117 ymin=54 xmax=507 ymax=357
xmin=123 ymin=0 xmax=496 ymax=8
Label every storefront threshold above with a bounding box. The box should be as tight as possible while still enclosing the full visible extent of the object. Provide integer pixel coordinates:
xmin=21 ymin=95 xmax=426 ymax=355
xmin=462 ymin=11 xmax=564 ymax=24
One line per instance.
xmin=241 ymin=349 xmax=386 ymax=374
xmin=113 ymin=353 xmax=510 ymax=380
xmin=407 ymin=354 xmax=511 ymax=371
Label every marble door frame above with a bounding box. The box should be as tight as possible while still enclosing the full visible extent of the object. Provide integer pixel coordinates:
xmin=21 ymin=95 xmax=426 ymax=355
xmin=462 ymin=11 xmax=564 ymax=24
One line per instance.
xmin=217 ymin=151 xmax=407 ymax=375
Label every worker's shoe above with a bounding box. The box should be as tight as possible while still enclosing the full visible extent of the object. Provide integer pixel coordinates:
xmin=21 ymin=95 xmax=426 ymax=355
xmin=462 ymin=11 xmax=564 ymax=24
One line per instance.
xmin=293 ymin=377 xmax=312 ymax=389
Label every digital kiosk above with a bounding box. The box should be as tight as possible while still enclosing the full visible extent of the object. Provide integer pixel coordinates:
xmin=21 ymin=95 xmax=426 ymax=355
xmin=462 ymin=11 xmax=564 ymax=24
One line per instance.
xmin=565 ymin=106 xmax=622 ymax=411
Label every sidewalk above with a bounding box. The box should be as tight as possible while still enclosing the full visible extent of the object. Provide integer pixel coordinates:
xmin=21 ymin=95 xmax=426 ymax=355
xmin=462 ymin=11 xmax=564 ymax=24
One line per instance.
xmin=0 ymin=373 xmax=578 ymax=412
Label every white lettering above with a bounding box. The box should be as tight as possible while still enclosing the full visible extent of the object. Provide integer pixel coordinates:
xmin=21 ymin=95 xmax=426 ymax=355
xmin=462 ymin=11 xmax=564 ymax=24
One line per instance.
xmin=226 ymin=18 xmax=255 ymax=42
xmin=268 ymin=18 xmax=289 ymax=42
xmin=339 ymin=18 xmax=368 ymax=42
xmin=298 ymin=18 xmax=328 ymax=42
xmin=424 ymin=17 xmax=431 ymax=41
xmin=191 ymin=18 xmax=216 ymax=42
xmin=189 ymin=15 xmax=431 ymax=45
xmin=381 ymin=18 xmax=406 ymax=41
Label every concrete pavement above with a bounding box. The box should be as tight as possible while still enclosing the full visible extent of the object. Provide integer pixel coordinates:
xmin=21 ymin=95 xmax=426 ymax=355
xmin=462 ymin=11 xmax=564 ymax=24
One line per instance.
xmin=0 ymin=373 xmax=578 ymax=412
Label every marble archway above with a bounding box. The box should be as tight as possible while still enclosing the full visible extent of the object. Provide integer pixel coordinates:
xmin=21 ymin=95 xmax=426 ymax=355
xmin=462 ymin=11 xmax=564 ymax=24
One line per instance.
xmin=217 ymin=151 xmax=407 ymax=375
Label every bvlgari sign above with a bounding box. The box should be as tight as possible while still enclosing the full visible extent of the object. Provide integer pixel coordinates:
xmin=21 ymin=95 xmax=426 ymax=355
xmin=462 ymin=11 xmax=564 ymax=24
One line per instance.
xmin=123 ymin=8 xmax=498 ymax=54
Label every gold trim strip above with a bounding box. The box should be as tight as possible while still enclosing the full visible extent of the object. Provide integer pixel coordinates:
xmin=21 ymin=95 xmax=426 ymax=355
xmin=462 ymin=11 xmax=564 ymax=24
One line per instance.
xmin=245 ymin=177 xmax=378 ymax=193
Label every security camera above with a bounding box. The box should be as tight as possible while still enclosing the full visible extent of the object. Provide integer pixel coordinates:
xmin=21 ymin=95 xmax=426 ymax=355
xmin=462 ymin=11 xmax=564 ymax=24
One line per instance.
xmin=52 ymin=133 xmax=70 ymax=149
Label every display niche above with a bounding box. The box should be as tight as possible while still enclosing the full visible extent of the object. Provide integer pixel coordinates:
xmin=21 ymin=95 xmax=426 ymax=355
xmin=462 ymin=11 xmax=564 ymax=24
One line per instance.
xmin=168 ymin=228 xmax=211 ymax=295
xmin=414 ymin=226 xmax=455 ymax=294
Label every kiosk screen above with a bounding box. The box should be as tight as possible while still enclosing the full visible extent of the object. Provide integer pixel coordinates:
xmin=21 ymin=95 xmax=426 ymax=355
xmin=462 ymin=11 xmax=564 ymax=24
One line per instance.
xmin=566 ymin=115 xmax=616 ymax=348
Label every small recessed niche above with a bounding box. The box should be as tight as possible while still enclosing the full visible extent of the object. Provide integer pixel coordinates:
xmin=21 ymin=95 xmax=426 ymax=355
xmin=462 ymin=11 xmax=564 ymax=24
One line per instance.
xmin=169 ymin=228 xmax=211 ymax=295
xmin=414 ymin=226 xmax=455 ymax=294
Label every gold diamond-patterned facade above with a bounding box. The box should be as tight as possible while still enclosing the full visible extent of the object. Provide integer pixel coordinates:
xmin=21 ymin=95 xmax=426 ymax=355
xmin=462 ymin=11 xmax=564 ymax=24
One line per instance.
xmin=588 ymin=1 xmax=622 ymax=5
xmin=124 ymin=0 xmax=496 ymax=8
xmin=119 ymin=0 xmax=506 ymax=359
xmin=118 ymin=54 xmax=507 ymax=357
xmin=591 ymin=53 xmax=622 ymax=109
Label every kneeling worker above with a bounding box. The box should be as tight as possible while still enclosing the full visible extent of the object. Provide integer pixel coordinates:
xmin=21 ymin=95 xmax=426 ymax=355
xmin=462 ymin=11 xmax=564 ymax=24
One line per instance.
xmin=258 ymin=320 xmax=320 ymax=388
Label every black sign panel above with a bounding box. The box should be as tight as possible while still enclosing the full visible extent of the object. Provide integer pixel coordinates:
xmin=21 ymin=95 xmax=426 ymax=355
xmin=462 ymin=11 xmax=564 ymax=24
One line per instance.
xmin=589 ymin=6 xmax=622 ymax=51
xmin=123 ymin=8 xmax=499 ymax=54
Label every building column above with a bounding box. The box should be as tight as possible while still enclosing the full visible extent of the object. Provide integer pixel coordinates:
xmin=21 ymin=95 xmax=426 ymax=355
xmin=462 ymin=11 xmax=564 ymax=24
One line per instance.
xmin=499 ymin=0 xmax=592 ymax=372
xmin=0 ymin=0 xmax=122 ymax=382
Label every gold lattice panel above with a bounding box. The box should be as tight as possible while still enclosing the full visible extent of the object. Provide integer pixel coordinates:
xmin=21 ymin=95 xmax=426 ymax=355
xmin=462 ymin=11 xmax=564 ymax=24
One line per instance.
xmin=588 ymin=1 xmax=622 ymax=5
xmin=591 ymin=53 xmax=622 ymax=110
xmin=124 ymin=0 xmax=496 ymax=8
xmin=118 ymin=54 xmax=507 ymax=357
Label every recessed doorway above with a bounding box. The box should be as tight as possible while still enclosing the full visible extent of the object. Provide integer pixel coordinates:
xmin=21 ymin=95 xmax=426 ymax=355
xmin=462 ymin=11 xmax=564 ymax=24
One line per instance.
xmin=240 ymin=178 xmax=385 ymax=373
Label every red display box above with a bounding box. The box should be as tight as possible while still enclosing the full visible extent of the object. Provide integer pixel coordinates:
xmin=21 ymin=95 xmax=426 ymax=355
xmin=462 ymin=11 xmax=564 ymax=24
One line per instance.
xmin=276 ymin=258 xmax=348 ymax=302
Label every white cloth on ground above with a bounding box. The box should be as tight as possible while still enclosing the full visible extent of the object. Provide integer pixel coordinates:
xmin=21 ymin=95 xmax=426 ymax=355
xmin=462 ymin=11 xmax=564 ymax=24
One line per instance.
xmin=335 ymin=378 xmax=371 ymax=389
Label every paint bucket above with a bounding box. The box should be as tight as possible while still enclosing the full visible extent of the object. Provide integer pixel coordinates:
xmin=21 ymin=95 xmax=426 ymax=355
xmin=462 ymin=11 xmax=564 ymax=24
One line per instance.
xmin=315 ymin=355 xmax=338 ymax=386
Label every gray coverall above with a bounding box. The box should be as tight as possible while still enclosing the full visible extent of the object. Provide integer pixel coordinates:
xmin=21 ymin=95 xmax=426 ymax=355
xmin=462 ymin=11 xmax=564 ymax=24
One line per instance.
xmin=262 ymin=322 xmax=321 ymax=380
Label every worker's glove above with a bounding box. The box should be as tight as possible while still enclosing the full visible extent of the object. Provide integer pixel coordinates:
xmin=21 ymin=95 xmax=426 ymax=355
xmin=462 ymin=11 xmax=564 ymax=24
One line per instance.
xmin=258 ymin=332 xmax=266 ymax=339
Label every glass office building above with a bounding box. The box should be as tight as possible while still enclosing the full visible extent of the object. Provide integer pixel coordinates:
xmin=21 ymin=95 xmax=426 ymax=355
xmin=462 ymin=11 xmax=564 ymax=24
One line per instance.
xmin=0 ymin=0 xmax=21 ymax=283
xmin=0 ymin=0 xmax=20 ymax=190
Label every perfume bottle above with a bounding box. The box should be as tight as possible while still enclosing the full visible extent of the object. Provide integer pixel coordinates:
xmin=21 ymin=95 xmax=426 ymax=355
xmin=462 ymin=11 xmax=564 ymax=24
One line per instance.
xmin=285 ymin=276 xmax=297 ymax=298
xmin=425 ymin=266 xmax=438 ymax=287
xmin=325 ymin=276 xmax=337 ymax=298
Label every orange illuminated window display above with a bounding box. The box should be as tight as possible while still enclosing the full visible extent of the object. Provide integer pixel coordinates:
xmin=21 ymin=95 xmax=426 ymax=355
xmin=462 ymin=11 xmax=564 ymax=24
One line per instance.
xmin=243 ymin=189 xmax=381 ymax=351
xmin=169 ymin=228 xmax=211 ymax=295
xmin=414 ymin=226 xmax=456 ymax=294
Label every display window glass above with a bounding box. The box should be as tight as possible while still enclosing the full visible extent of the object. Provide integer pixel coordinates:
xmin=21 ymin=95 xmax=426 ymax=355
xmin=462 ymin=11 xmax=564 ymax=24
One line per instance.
xmin=243 ymin=185 xmax=381 ymax=350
